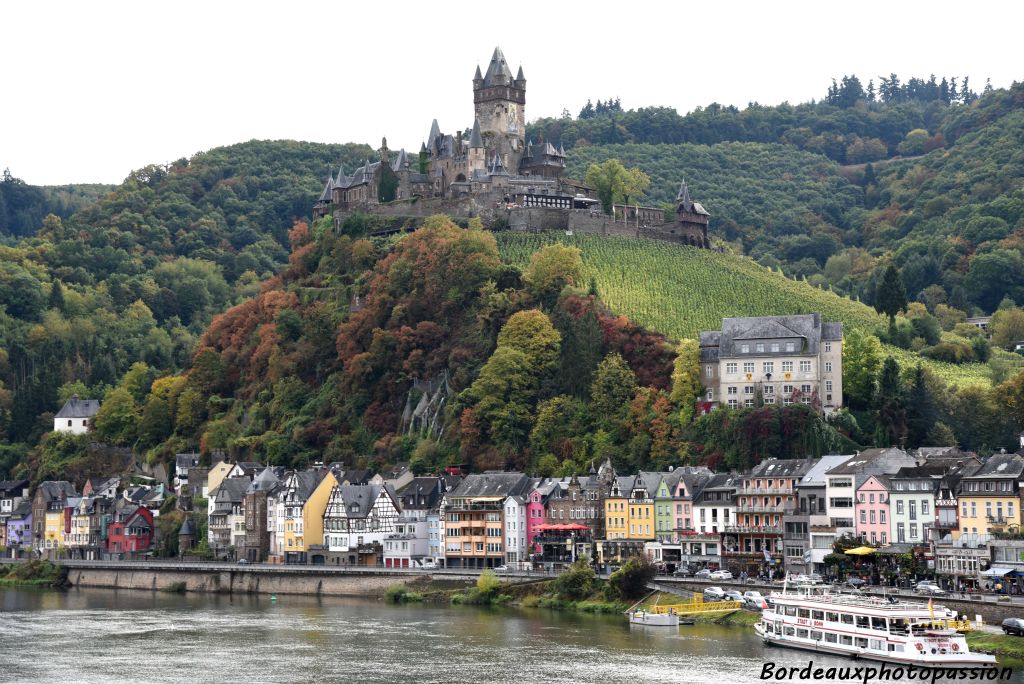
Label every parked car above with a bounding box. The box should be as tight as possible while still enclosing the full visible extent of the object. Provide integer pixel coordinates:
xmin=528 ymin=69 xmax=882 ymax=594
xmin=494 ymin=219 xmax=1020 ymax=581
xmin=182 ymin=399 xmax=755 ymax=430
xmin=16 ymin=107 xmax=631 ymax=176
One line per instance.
xmin=1002 ymin=618 xmax=1024 ymax=636
xmin=674 ymin=566 xmax=694 ymax=577
xmin=419 ymin=560 xmax=438 ymax=570
xmin=494 ymin=564 xmax=508 ymax=573
xmin=845 ymin=577 xmax=867 ymax=588
xmin=703 ymin=586 xmax=726 ymax=601
xmin=237 ymin=559 xmax=249 ymax=565
xmin=709 ymin=570 xmax=734 ymax=581
xmin=723 ymin=590 xmax=744 ymax=603
xmin=916 ymin=584 xmax=946 ymax=596
xmin=743 ymin=591 xmax=768 ymax=610
xmin=694 ymin=569 xmax=712 ymax=580
xmin=915 ymin=580 xmax=938 ymax=590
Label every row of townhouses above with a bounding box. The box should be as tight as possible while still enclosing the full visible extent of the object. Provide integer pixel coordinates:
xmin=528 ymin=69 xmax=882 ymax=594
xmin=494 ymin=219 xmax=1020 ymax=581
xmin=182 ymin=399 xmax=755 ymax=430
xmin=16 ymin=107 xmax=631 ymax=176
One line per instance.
xmin=0 ymin=477 xmax=164 ymax=560
xmin=8 ymin=437 xmax=1024 ymax=585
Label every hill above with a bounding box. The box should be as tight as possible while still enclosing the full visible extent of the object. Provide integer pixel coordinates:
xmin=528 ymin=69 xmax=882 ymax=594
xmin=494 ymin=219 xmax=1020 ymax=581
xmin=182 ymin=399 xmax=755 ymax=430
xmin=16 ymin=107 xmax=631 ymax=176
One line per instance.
xmin=496 ymin=232 xmax=991 ymax=388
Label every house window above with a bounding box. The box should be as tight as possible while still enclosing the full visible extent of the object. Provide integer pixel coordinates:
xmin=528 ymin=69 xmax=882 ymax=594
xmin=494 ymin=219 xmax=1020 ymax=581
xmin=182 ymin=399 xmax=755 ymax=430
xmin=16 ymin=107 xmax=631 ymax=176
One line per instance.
xmin=68 ymin=420 xmax=73 ymax=427
xmin=782 ymin=362 xmax=793 ymax=373
xmin=706 ymin=366 xmax=714 ymax=377
xmin=763 ymin=385 xmax=774 ymax=395
xmin=763 ymin=362 xmax=774 ymax=374
xmin=786 ymin=342 xmax=795 ymax=352
xmin=897 ymin=523 xmax=905 ymax=542
xmin=826 ymin=380 xmax=833 ymax=392
xmin=726 ymin=362 xmax=737 ymax=374
xmin=800 ymin=361 xmax=812 ymax=373
xmin=783 ymin=385 xmax=794 ymax=395
xmin=771 ymin=343 xmax=779 ymax=352
xmin=740 ymin=345 xmax=749 ymax=354
xmin=744 ymin=399 xmax=754 ymax=407
xmin=825 ymin=343 xmax=832 ymax=353
xmin=825 ymin=362 xmax=832 ymax=373
xmin=707 ymin=390 xmax=714 ymax=401
xmin=896 ymin=500 xmax=904 ymax=515
xmin=728 ymin=386 xmax=737 ymax=395
xmin=801 ymin=384 xmax=811 ymax=394
xmin=728 ymin=399 xmax=738 ymax=407
xmin=744 ymin=386 xmax=754 ymax=395
xmin=743 ymin=362 xmax=755 ymax=374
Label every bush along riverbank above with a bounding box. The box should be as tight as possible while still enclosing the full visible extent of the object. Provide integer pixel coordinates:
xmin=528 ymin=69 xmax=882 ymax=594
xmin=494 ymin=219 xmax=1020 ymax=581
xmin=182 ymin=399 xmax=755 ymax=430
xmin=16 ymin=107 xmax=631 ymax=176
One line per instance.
xmin=0 ymin=560 xmax=70 ymax=588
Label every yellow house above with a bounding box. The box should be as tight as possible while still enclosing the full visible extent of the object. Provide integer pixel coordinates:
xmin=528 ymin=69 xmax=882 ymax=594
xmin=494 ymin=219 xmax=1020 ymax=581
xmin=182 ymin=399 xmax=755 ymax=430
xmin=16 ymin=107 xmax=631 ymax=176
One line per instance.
xmin=206 ymin=462 xmax=234 ymax=497
xmin=280 ymin=468 xmax=325 ymax=562
xmin=957 ymin=453 xmax=1023 ymax=537
xmin=603 ymin=475 xmax=656 ymax=541
xmin=45 ymin=509 xmax=65 ymax=550
xmin=303 ymin=470 xmax=341 ymax=551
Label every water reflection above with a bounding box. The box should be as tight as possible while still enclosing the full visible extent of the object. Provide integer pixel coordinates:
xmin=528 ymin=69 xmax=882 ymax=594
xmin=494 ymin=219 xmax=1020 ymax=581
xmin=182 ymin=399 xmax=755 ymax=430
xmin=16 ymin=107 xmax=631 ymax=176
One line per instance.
xmin=1 ymin=587 xmax=1021 ymax=684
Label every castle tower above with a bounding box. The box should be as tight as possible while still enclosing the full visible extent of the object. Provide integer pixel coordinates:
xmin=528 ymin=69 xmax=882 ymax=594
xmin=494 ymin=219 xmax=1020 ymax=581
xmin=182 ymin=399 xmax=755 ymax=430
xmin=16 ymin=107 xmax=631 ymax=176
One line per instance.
xmin=467 ymin=117 xmax=486 ymax=175
xmin=473 ymin=47 xmax=526 ymax=173
xmin=674 ymin=180 xmax=711 ymax=248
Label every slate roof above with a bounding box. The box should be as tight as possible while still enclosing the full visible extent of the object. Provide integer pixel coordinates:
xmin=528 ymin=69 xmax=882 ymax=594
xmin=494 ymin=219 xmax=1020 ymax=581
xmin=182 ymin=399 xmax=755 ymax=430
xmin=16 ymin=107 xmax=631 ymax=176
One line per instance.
xmin=392 ymin=149 xmax=409 ymax=171
xmin=397 ymin=477 xmax=442 ymax=511
xmin=693 ymin=473 xmax=739 ymax=502
xmin=175 ymin=453 xmax=200 ymax=470
xmin=179 ymin=518 xmax=196 ymax=536
xmin=211 ymin=477 xmax=251 ymax=503
xmin=10 ymin=499 xmax=32 ymax=518
xmin=36 ymin=481 xmax=77 ymax=502
xmin=0 ymin=479 xmax=29 ymax=496
xmin=448 ymin=472 xmax=531 ymax=499
xmin=288 ymin=469 xmax=323 ymax=502
xmin=469 ymin=118 xmax=483 ymax=148
xmin=55 ymin=396 xmax=100 ymax=419
xmin=342 ymin=469 xmax=373 ymax=485
xmin=964 ymin=452 xmax=1024 ymax=479
xmin=747 ymin=458 xmax=816 ymax=479
xmin=318 ymin=174 xmax=335 ymax=202
xmin=482 ymin=47 xmax=513 ymax=87
xmin=701 ymin=314 xmax=843 ymax=359
xmin=798 ymin=455 xmax=855 ymax=487
xmin=334 ymin=484 xmax=387 ymax=519
xmin=825 ymin=448 xmax=912 ymax=475
xmin=248 ymin=466 xmax=281 ymax=494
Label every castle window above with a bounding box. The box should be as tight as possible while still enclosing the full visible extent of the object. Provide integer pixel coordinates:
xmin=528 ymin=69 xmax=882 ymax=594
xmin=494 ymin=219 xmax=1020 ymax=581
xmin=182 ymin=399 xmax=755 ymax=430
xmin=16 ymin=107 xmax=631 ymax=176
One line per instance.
xmin=756 ymin=343 xmax=765 ymax=353
xmin=786 ymin=342 xmax=796 ymax=352
xmin=740 ymin=345 xmax=750 ymax=354
xmin=771 ymin=343 xmax=780 ymax=352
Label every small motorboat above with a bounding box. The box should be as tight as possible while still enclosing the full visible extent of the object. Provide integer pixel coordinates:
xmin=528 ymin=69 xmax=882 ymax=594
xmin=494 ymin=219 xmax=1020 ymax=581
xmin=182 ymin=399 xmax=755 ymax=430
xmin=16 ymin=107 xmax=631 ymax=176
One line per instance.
xmin=628 ymin=610 xmax=680 ymax=627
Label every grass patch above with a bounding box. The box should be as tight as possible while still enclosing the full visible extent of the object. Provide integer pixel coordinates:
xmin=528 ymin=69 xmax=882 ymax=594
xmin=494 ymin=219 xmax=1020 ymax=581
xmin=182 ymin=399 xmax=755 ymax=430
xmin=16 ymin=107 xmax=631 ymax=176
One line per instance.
xmin=966 ymin=632 xmax=1024 ymax=659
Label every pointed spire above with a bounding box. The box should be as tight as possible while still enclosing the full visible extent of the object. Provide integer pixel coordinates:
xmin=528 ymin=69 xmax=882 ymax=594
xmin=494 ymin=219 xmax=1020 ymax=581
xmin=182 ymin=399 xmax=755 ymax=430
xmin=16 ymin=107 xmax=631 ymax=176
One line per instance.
xmin=558 ymin=143 xmax=565 ymax=156
xmin=482 ymin=46 xmax=513 ymax=87
xmin=676 ymin=180 xmax=693 ymax=211
xmin=474 ymin=64 xmax=483 ymax=80
xmin=469 ymin=118 xmax=482 ymax=148
xmin=516 ymin=65 xmax=525 ymax=82
xmin=428 ymin=119 xmax=441 ymax=146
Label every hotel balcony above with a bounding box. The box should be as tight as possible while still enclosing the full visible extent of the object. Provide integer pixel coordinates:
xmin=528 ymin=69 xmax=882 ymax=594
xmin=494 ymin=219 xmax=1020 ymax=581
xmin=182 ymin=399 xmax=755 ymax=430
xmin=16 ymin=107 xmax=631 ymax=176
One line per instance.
xmin=737 ymin=486 xmax=791 ymax=496
xmin=735 ymin=505 xmax=797 ymax=515
xmin=445 ymin=501 xmax=503 ymax=512
xmin=724 ymin=525 xmax=783 ymax=535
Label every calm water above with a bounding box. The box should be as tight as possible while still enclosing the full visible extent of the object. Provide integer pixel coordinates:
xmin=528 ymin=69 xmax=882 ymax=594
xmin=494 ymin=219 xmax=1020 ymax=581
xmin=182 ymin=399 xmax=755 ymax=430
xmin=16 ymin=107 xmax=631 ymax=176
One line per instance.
xmin=1 ymin=587 xmax=1022 ymax=683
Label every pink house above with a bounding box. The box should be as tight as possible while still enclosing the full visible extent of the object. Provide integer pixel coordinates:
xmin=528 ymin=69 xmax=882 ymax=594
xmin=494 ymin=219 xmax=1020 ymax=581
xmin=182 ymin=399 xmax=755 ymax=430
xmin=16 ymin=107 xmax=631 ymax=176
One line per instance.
xmin=526 ymin=479 xmax=561 ymax=548
xmin=855 ymin=475 xmax=891 ymax=546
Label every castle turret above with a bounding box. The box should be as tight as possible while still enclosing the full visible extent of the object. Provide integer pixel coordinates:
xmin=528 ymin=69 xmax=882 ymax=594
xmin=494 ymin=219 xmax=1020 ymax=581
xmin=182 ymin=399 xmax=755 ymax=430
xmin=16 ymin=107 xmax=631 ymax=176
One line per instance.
xmin=473 ymin=47 xmax=526 ymax=173
xmin=674 ymin=180 xmax=711 ymax=248
xmin=467 ymin=117 xmax=486 ymax=174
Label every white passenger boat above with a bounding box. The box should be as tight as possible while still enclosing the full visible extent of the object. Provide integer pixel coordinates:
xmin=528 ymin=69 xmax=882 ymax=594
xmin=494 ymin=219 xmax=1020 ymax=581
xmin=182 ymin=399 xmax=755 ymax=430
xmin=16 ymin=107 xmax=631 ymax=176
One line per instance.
xmin=628 ymin=610 xmax=680 ymax=627
xmin=755 ymin=584 xmax=996 ymax=668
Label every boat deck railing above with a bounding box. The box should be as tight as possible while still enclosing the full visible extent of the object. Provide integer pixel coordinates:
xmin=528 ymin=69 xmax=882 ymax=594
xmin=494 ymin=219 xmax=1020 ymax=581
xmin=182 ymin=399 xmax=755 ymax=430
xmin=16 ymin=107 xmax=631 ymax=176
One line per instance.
xmin=651 ymin=595 xmax=743 ymax=615
xmin=772 ymin=591 xmax=941 ymax=611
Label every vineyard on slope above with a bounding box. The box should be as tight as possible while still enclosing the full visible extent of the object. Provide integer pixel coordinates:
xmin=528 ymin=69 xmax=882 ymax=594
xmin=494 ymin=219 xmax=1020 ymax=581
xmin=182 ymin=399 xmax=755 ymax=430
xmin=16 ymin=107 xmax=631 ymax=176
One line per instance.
xmin=496 ymin=232 xmax=991 ymax=388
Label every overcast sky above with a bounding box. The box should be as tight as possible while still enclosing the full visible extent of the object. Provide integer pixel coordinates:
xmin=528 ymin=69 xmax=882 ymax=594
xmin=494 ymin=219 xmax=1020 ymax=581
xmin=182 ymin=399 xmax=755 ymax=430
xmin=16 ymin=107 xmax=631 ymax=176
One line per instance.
xmin=4 ymin=1 xmax=1021 ymax=186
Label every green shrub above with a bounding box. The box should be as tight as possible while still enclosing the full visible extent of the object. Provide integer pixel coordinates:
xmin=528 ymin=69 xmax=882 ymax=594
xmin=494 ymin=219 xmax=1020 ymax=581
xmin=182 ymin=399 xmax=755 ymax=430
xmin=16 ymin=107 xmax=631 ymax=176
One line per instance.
xmin=549 ymin=558 xmax=598 ymax=601
xmin=606 ymin=556 xmax=657 ymax=600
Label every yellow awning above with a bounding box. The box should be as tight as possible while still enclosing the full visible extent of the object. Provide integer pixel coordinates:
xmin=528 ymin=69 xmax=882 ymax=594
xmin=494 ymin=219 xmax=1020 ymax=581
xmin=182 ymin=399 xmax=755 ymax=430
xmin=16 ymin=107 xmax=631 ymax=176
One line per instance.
xmin=844 ymin=546 xmax=877 ymax=556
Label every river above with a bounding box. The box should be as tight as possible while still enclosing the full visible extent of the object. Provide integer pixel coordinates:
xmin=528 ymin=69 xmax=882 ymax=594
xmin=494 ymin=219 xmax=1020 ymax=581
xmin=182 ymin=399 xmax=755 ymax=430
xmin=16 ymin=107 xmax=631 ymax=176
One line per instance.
xmin=1 ymin=587 xmax=1021 ymax=683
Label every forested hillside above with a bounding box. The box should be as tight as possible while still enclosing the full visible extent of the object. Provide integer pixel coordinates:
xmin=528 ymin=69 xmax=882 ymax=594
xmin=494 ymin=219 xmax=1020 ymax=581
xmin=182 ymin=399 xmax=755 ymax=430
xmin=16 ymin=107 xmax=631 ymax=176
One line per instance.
xmin=0 ymin=140 xmax=373 ymax=451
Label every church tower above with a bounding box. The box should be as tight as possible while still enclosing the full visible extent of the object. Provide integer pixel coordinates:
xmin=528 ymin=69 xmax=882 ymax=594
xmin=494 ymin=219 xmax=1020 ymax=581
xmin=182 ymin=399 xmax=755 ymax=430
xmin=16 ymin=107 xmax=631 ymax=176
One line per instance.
xmin=473 ymin=47 xmax=526 ymax=173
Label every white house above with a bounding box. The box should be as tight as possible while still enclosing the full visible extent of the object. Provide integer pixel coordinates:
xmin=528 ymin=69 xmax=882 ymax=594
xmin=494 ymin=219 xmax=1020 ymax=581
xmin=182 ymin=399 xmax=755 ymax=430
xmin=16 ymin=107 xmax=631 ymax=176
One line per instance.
xmin=504 ymin=494 xmax=528 ymax=564
xmin=323 ymin=484 xmax=400 ymax=554
xmin=54 ymin=395 xmax=99 ymax=434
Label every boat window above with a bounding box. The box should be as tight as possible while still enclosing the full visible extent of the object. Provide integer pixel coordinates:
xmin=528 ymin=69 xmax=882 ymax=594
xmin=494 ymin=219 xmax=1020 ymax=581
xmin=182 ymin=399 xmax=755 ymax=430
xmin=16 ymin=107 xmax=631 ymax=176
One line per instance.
xmin=812 ymin=610 xmax=824 ymax=621
xmin=785 ymin=627 xmax=795 ymax=636
xmin=786 ymin=606 xmax=798 ymax=617
xmin=870 ymin=639 xmax=884 ymax=650
xmin=825 ymin=632 xmax=838 ymax=643
xmin=798 ymin=609 xmax=810 ymax=618
xmin=891 ymin=644 xmax=904 ymax=652
xmin=890 ymin=619 xmax=908 ymax=634
xmin=826 ymin=612 xmax=839 ymax=622
xmin=796 ymin=629 xmax=808 ymax=639
xmin=841 ymin=614 xmax=854 ymax=624
xmin=840 ymin=635 xmax=853 ymax=645
xmin=856 ymin=638 xmax=868 ymax=648
xmin=810 ymin=631 xmax=822 ymax=641
xmin=856 ymin=616 xmax=869 ymax=629
xmin=871 ymin=617 xmax=886 ymax=631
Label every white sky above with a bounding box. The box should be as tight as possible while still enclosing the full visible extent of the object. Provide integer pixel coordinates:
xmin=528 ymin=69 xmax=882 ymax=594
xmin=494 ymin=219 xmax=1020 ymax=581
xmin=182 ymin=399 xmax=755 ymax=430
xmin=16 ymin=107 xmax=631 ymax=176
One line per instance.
xmin=3 ymin=0 xmax=1021 ymax=186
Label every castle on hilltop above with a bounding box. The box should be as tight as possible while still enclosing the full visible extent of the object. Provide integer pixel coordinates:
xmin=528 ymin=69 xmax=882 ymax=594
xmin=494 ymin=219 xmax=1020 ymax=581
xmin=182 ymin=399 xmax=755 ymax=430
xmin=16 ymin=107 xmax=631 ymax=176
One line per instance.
xmin=314 ymin=47 xmax=711 ymax=248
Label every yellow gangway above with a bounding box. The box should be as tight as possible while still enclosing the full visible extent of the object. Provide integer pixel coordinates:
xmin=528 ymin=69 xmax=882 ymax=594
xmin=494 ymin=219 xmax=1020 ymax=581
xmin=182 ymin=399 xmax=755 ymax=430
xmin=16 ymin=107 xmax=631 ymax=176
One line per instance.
xmin=651 ymin=594 xmax=743 ymax=615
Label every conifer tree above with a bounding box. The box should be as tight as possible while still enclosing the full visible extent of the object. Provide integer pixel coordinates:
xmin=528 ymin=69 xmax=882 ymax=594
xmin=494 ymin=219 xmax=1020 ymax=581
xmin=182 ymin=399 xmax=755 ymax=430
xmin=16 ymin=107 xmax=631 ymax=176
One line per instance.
xmin=875 ymin=263 xmax=908 ymax=325
xmin=904 ymin=365 xmax=936 ymax=448
xmin=874 ymin=357 xmax=907 ymax=447
xmin=48 ymin=279 xmax=66 ymax=313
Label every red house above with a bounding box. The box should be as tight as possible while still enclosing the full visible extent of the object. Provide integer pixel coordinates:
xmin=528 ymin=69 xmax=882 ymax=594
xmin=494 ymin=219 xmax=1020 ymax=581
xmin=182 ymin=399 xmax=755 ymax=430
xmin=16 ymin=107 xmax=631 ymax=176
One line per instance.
xmin=106 ymin=506 xmax=154 ymax=555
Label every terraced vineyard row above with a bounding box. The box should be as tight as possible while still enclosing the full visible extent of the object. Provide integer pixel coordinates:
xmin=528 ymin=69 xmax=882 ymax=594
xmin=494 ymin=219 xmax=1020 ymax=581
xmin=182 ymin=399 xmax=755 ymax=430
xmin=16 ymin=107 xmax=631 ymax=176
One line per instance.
xmin=496 ymin=232 xmax=991 ymax=388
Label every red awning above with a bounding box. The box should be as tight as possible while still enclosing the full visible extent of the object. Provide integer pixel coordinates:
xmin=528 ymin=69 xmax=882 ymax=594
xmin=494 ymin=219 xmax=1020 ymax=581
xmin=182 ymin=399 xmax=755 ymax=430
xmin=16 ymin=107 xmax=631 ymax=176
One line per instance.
xmin=535 ymin=524 xmax=590 ymax=531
